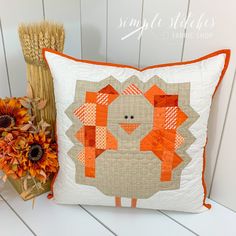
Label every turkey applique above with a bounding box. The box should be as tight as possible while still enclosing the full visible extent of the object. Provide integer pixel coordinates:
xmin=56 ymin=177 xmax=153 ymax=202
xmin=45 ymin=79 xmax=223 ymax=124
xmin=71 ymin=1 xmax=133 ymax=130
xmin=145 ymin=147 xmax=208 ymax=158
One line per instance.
xmin=66 ymin=76 xmax=199 ymax=208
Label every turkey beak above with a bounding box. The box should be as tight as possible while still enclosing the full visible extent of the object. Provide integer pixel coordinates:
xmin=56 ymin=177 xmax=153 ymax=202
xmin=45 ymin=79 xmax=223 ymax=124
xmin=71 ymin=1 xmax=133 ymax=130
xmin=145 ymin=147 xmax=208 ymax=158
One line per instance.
xmin=119 ymin=123 xmax=140 ymax=134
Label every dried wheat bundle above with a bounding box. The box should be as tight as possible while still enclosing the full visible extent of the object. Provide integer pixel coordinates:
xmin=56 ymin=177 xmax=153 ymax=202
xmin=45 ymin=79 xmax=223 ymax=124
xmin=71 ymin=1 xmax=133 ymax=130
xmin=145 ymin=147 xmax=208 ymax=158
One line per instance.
xmin=18 ymin=21 xmax=65 ymax=137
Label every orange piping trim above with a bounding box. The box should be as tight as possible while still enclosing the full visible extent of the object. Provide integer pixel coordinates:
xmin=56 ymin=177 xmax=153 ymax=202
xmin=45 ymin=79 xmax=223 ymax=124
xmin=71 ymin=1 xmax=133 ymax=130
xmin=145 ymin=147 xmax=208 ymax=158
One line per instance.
xmin=47 ymin=167 xmax=59 ymax=200
xmin=202 ymin=140 xmax=211 ymax=209
xmin=115 ymin=196 xmax=121 ymax=207
xmin=131 ymin=198 xmax=137 ymax=208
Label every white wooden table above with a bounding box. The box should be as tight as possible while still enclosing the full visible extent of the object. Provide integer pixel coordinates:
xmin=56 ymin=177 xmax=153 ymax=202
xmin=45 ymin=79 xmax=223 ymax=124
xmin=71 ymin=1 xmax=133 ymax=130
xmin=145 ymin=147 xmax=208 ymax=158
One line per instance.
xmin=0 ymin=181 xmax=236 ymax=236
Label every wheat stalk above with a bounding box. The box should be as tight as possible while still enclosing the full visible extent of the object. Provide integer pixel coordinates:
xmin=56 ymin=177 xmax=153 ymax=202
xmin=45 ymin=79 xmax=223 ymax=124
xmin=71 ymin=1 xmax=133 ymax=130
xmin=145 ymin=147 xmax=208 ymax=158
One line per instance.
xmin=19 ymin=21 xmax=65 ymax=66
xmin=19 ymin=21 xmax=65 ymax=137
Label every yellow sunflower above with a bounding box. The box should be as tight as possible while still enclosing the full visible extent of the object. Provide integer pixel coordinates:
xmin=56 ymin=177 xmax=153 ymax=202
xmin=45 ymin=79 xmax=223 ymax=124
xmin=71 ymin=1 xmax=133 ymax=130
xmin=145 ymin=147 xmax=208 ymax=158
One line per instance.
xmin=0 ymin=97 xmax=30 ymax=130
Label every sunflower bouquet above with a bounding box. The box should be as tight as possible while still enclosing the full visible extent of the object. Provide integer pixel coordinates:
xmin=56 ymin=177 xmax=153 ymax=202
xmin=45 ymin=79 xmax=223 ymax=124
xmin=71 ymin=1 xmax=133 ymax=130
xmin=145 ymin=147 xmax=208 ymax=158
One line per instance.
xmin=0 ymin=92 xmax=58 ymax=200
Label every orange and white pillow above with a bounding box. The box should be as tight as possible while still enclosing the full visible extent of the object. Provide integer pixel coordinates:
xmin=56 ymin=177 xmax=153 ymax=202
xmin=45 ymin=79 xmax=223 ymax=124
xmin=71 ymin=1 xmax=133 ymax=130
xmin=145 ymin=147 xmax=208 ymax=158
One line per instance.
xmin=44 ymin=48 xmax=230 ymax=212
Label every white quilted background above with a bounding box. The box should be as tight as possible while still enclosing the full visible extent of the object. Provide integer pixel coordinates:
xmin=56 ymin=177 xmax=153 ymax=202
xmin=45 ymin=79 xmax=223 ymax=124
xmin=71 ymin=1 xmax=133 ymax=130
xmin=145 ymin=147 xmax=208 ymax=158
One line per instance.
xmin=45 ymin=51 xmax=226 ymax=213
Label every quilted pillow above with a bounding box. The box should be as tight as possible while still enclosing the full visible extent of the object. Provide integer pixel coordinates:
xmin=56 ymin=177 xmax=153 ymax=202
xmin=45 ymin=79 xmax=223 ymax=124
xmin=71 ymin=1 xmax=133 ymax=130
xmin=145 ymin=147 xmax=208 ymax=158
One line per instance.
xmin=44 ymin=49 xmax=230 ymax=213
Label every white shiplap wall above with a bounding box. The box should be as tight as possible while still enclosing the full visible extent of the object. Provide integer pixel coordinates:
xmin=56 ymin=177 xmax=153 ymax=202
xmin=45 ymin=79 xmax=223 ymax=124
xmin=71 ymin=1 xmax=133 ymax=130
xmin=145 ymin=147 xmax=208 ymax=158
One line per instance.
xmin=81 ymin=0 xmax=106 ymax=61
xmin=0 ymin=0 xmax=235 ymax=211
xmin=139 ymin=0 xmax=189 ymax=67
xmin=44 ymin=0 xmax=82 ymax=58
xmin=0 ymin=0 xmax=44 ymax=96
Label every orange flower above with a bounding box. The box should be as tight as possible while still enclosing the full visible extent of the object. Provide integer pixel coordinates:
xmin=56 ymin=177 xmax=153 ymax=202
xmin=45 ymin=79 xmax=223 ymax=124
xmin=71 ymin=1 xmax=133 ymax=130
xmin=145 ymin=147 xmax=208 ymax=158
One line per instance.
xmin=0 ymin=130 xmax=27 ymax=179
xmin=0 ymin=130 xmax=58 ymax=183
xmin=0 ymin=97 xmax=30 ymax=130
xmin=24 ymin=132 xmax=58 ymax=183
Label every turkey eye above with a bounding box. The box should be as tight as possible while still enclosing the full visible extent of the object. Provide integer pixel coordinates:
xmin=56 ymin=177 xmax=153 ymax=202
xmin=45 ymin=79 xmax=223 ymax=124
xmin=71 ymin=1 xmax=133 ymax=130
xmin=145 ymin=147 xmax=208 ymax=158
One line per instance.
xmin=130 ymin=115 xmax=134 ymax=119
xmin=124 ymin=115 xmax=128 ymax=119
